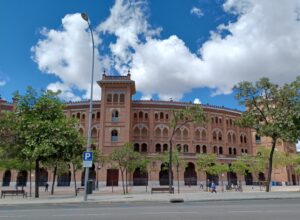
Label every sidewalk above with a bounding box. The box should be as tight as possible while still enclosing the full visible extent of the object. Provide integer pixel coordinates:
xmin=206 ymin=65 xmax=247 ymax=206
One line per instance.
xmin=1 ymin=186 xmax=300 ymax=205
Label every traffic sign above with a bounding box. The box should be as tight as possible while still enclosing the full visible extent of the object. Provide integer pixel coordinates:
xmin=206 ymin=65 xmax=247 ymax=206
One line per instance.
xmin=83 ymin=151 xmax=93 ymax=161
xmin=83 ymin=151 xmax=93 ymax=167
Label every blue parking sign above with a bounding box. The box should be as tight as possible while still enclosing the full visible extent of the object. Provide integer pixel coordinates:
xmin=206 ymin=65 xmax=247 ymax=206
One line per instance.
xmin=83 ymin=152 xmax=93 ymax=161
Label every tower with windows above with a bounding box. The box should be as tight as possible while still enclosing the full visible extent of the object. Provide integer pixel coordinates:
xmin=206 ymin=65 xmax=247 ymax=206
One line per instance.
xmin=97 ymin=73 xmax=136 ymax=153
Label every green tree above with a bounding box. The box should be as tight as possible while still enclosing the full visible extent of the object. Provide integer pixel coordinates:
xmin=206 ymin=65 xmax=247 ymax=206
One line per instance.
xmin=0 ymin=87 xmax=83 ymax=198
xmin=234 ymin=77 xmax=300 ymax=192
xmin=110 ymin=142 xmax=146 ymax=194
xmin=231 ymin=158 xmax=250 ymax=192
xmin=168 ymin=105 xmax=205 ymax=193
xmin=159 ymin=149 xmax=187 ymax=193
xmin=196 ymin=154 xmax=218 ymax=191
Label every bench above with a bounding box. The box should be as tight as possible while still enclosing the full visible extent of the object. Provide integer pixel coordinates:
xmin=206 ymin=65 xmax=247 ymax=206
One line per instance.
xmin=76 ymin=187 xmax=85 ymax=194
xmin=1 ymin=190 xmax=27 ymax=198
xmin=151 ymin=187 xmax=174 ymax=194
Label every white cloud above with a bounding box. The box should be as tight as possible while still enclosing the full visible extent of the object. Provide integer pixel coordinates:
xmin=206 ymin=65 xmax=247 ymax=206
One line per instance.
xmin=193 ymin=98 xmax=202 ymax=104
xmin=190 ymin=7 xmax=204 ymax=17
xmin=47 ymin=82 xmax=81 ymax=102
xmin=297 ymin=141 xmax=300 ymax=152
xmin=0 ymin=80 xmax=6 ymax=87
xmin=97 ymin=0 xmax=161 ymax=74
xmin=31 ymin=13 xmax=105 ymax=100
xmin=32 ymin=0 xmax=300 ymax=102
xmin=130 ymin=0 xmax=300 ymax=99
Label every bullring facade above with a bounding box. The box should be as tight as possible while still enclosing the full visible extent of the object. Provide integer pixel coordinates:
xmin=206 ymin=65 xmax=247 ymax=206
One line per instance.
xmin=0 ymin=74 xmax=297 ymax=188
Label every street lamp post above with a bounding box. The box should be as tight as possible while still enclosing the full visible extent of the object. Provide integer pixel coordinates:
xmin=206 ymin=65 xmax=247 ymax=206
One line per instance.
xmin=81 ymin=12 xmax=95 ymax=202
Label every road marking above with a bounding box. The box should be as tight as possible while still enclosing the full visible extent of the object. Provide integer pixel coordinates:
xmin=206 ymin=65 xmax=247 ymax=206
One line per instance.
xmin=0 ymin=216 xmax=25 ymax=218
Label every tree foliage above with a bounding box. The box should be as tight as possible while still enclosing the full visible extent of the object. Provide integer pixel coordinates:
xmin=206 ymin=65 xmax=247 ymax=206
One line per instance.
xmin=234 ymin=77 xmax=300 ymax=192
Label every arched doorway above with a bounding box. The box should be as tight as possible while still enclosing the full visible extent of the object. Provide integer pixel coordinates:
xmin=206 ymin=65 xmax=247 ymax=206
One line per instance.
xmin=245 ymin=170 xmax=253 ymax=185
xmin=258 ymin=172 xmax=266 ymax=181
xmin=81 ymin=164 xmax=96 ymax=187
xmin=133 ymin=168 xmax=148 ymax=186
xmin=207 ymin=173 xmax=219 ymax=185
xmin=184 ymin=162 xmax=197 ymax=185
xmin=106 ymin=169 xmax=119 ymax=186
xmin=2 ymin=170 xmax=11 ymax=187
xmin=227 ymin=171 xmax=238 ymax=185
xmin=57 ymin=171 xmax=71 ymax=186
xmin=17 ymin=170 xmax=28 ymax=187
xmin=159 ymin=163 xmax=173 ymax=185
xmin=39 ymin=168 xmax=48 ymax=187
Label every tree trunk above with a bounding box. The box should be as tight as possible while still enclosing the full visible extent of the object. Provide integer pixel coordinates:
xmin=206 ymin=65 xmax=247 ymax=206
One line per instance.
xmin=35 ymin=159 xmax=40 ymax=198
xmin=51 ymin=165 xmax=57 ymax=195
xmin=29 ymin=162 xmax=32 ymax=197
xmin=205 ymin=173 xmax=208 ymax=191
xmin=266 ymin=138 xmax=277 ymax=192
xmin=177 ymin=164 xmax=180 ymax=194
xmin=121 ymin=169 xmax=125 ymax=194
xmin=169 ymin=139 xmax=174 ymax=194
xmin=125 ymin=169 xmax=128 ymax=194
xmin=72 ymin=164 xmax=77 ymax=196
xmin=239 ymin=179 xmax=243 ymax=192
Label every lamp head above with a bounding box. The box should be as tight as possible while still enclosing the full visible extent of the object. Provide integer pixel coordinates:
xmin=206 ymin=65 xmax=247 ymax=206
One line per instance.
xmin=81 ymin=13 xmax=89 ymax=22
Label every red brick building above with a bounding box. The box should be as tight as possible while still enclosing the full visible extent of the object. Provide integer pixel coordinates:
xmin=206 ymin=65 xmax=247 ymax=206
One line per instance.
xmin=0 ymin=74 xmax=297 ymax=188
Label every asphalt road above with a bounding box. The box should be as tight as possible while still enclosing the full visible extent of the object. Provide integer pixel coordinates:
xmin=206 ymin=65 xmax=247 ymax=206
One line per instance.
xmin=0 ymin=198 xmax=299 ymax=220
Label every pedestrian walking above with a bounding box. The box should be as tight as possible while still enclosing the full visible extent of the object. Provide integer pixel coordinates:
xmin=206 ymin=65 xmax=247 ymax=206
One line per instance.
xmin=45 ymin=183 xmax=49 ymax=192
xmin=211 ymin=182 xmax=217 ymax=193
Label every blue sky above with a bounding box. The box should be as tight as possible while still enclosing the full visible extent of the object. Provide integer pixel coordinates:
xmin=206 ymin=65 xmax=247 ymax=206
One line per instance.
xmin=0 ymin=0 xmax=299 ymax=114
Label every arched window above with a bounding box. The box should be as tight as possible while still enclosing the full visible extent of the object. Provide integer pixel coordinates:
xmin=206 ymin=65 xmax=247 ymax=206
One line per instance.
xmin=155 ymin=127 xmax=161 ymax=137
xmin=107 ymin=94 xmax=112 ymax=103
xmin=183 ymin=129 xmax=188 ymax=138
xmin=155 ymin=113 xmax=158 ymax=120
xmin=196 ymin=145 xmax=201 ymax=153
xmin=215 ymin=117 xmax=218 ymax=124
xmin=229 ymin=147 xmax=232 ymax=155
xmin=183 ymin=144 xmax=189 ymax=153
xmin=134 ymin=143 xmax=140 ymax=152
xmin=155 ymin=144 xmax=161 ymax=152
xmin=112 ymin=110 xmax=119 ymax=122
xmin=201 ymin=130 xmax=207 ymax=139
xmin=218 ymin=131 xmax=222 ymax=141
xmin=82 ymin=114 xmax=85 ymax=120
xmin=241 ymin=149 xmax=244 ymax=153
xmin=91 ymin=144 xmax=96 ymax=150
xmin=96 ymin=112 xmax=100 ymax=120
xmin=141 ymin=143 xmax=147 ymax=152
xmin=245 ymin=149 xmax=248 ymax=154
xmin=160 ymin=112 xmax=164 ymax=120
xmin=177 ymin=144 xmax=182 ymax=152
xmin=233 ymin=148 xmax=237 ymax=155
xmin=233 ymin=133 xmax=236 ymax=143
xmin=202 ymin=145 xmax=207 ymax=154
xmin=240 ymin=135 xmax=243 ymax=143
xmin=145 ymin=113 xmax=148 ymax=119
xmin=175 ymin=129 xmax=181 ymax=139
xmin=211 ymin=117 xmax=214 ymax=123
xmin=92 ymin=113 xmax=95 ymax=120
xmin=219 ymin=147 xmax=223 ymax=155
xmin=120 ymin=94 xmax=125 ymax=103
xmin=213 ymin=131 xmax=217 ymax=140
xmin=163 ymin=128 xmax=168 ymax=137
xmin=91 ymin=128 xmax=97 ymax=138
xmin=195 ymin=130 xmax=201 ymax=139
xmin=219 ymin=118 xmax=222 ymax=124
xmin=141 ymin=127 xmax=148 ymax=137
xmin=163 ymin=144 xmax=168 ymax=152
xmin=139 ymin=111 xmax=143 ymax=119
xmin=113 ymin=94 xmax=118 ymax=103
xmin=213 ymin=146 xmax=218 ymax=154
xmin=165 ymin=114 xmax=169 ymax=120
xmin=255 ymin=134 xmax=261 ymax=144
xmin=227 ymin=133 xmax=232 ymax=143
xmin=134 ymin=127 xmax=140 ymax=136
xmin=77 ymin=113 xmax=80 ymax=119
xmin=244 ymin=136 xmax=247 ymax=143
xmin=111 ymin=130 xmax=118 ymax=142
xmin=134 ymin=113 xmax=138 ymax=119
